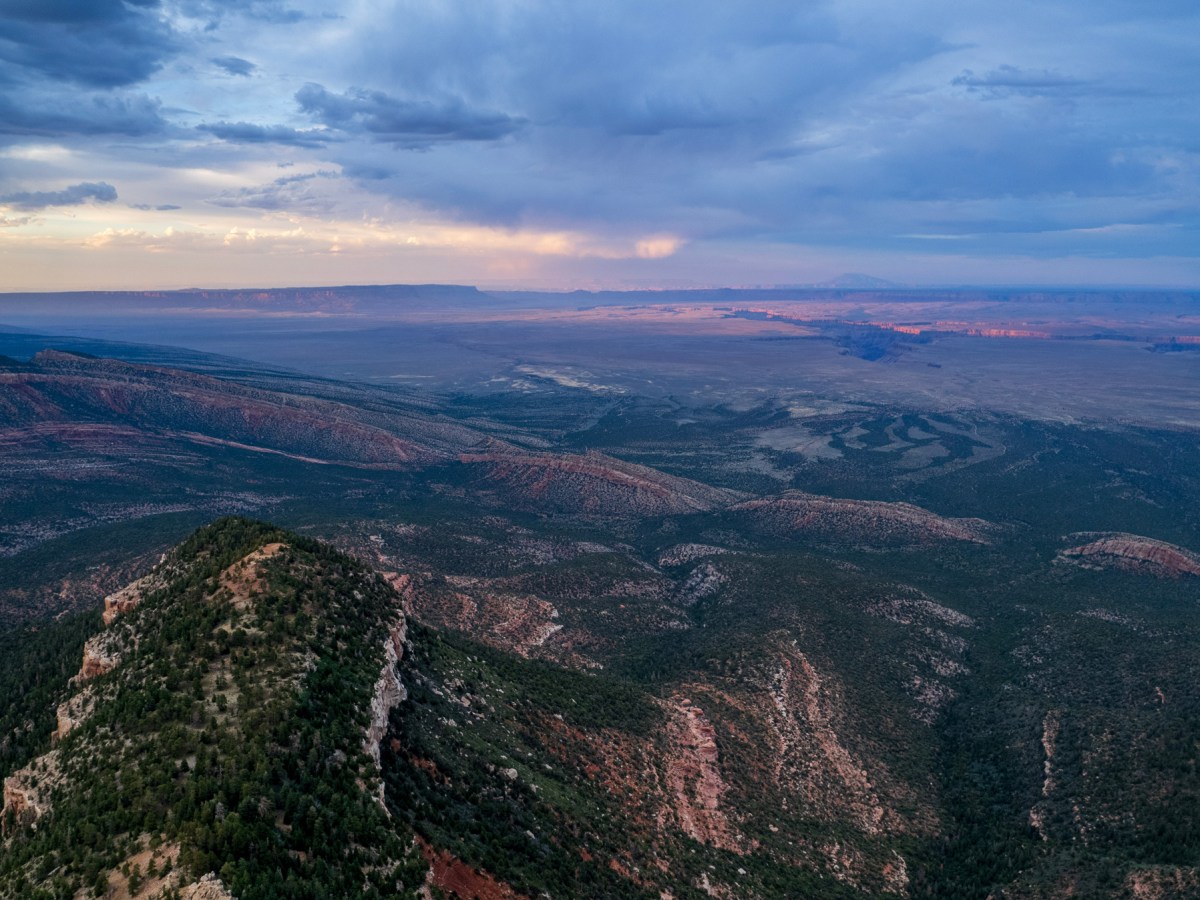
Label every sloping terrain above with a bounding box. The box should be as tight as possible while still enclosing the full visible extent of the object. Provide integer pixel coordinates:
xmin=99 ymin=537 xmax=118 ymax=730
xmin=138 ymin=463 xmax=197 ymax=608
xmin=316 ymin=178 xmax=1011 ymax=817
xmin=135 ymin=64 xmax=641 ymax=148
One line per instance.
xmin=1058 ymin=532 xmax=1200 ymax=577
xmin=0 ymin=350 xmax=481 ymax=468
xmin=728 ymin=492 xmax=994 ymax=546
xmin=459 ymin=446 xmax=745 ymax=517
xmin=3 ymin=331 xmax=1200 ymax=899
xmin=0 ymin=519 xmax=425 ymax=898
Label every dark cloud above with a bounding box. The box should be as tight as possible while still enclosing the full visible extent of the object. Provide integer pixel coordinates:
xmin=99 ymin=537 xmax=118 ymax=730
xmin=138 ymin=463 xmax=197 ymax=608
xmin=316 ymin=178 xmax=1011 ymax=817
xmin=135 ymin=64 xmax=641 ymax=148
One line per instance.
xmin=198 ymin=121 xmax=328 ymax=148
xmin=176 ymin=0 xmax=307 ymax=25
xmin=0 ymin=91 xmax=167 ymax=139
xmin=0 ymin=181 xmax=117 ymax=210
xmin=211 ymin=55 xmax=256 ymax=76
xmin=952 ymin=65 xmax=1089 ymax=98
xmin=295 ymin=83 xmax=524 ymax=147
xmin=339 ymin=162 xmax=392 ymax=181
xmin=1 ymin=0 xmax=1197 ymax=279
xmin=0 ymin=0 xmax=177 ymax=88
xmin=129 ymin=203 xmax=181 ymax=210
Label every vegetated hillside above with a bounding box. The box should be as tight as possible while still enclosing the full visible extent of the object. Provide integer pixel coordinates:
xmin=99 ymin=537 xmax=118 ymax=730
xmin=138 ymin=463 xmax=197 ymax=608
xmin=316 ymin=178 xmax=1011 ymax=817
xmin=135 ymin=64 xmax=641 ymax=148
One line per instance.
xmin=0 ymin=350 xmax=481 ymax=467
xmin=0 ymin=518 xmax=424 ymax=899
xmin=385 ymin=623 xmax=887 ymax=899
xmin=727 ymin=492 xmax=995 ymax=546
xmin=458 ymin=445 xmax=745 ymax=517
xmin=5 ymin=343 xmax=1200 ymax=898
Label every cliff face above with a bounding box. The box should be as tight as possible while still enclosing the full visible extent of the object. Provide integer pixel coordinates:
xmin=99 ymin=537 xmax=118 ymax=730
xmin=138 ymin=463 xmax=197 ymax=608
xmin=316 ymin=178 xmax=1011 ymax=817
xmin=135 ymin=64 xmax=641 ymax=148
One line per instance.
xmin=77 ymin=631 xmax=123 ymax=681
xmin=51 ymin=687 xmax=95 ymax=745
xmin=101 ymin=570 xmax=163 ymax=625
xmin=364 ymin=618 xmax=408 ymax=775
xmin=179 ymin=873 xmax=236 ymax=900
xmin=1059 ymin=533 xmax=1200 ymax=577
xmin=2 ymin=750 xmax=60 ymax=830
xmin=731 ymin=491 xmax=994 ymax=545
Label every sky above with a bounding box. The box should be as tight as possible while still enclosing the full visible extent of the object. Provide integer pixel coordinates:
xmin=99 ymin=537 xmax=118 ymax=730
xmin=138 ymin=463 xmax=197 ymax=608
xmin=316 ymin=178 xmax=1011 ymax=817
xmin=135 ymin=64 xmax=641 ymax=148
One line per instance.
xmin=0 ymin=0 xmax=1198 ymax=292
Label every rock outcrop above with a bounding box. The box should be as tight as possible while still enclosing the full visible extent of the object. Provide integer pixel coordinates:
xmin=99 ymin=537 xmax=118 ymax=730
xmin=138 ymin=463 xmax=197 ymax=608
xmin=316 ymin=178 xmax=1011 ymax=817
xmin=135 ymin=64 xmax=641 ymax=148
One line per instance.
xmin=730 ymin=492 xmax=993 ymax=545
xmin=78 ymin=631 xmax=124 ymax=681
xmin=1059 ymin=533 xmax=1200 ymax=578
xmin=51 ymin=686 xmax=95 ymax=744
xmin=765 ymin=650 xmax=890 ymax=836
xmin=460 ymin=447 xmax=743 ymax=517
xmin=658 ymin=543 xmax=733 ymax=567
xmin=2 ymin=750 xmax=60 ymax=830
xmin=101 ymin=571 xmax=159 ymax=625
xmin=661 ymin=700 xmax=740 ymax=852
xmin=180 ymin=873 xmax=236 ymax=900
xmin=674 ymin=562 xmax=727 ymax=607
xmin=219 ymin=541 xmax=286 ymax=607
xmin=364 ymin=618 xmax=408 ymax=774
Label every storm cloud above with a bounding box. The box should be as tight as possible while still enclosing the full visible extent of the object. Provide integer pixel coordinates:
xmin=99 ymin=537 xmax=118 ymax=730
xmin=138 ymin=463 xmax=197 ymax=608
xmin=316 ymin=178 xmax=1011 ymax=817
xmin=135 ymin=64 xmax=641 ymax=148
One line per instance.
xmin=0 ymin=91 xmax=167 ymax=138
xmin=295 ymin=84 xmax=524 ymax=147
xmin=211 ymin=55 xmax=257 ymax=77
xmin=0 ymin=0 xmax=1197 ymax=288
xmin=0 ymin=0 xmax=177 ymax=88
xmin=198 ymin=120 xmax=328 ymax=148
xmin=0 ymin=181 xmax=117 ymax=210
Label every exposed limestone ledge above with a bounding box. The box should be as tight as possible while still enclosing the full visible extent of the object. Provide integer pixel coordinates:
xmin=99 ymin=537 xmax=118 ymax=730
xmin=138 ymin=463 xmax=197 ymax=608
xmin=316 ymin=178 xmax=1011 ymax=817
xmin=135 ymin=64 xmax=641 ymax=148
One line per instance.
xmin=2 ymin=749 xmax=60 ymax=830
xmin=363 ymin=615 xmax=408 ymax=809
xmin=102 ymin=572 xmax=153 ymax=625
xmin=181 ymin=872 xmax=236 ymax=899
xmin=77 ymin=630 xmax=124 ymax=682
xmin=51 ymin=685 xmax=96 ymax=744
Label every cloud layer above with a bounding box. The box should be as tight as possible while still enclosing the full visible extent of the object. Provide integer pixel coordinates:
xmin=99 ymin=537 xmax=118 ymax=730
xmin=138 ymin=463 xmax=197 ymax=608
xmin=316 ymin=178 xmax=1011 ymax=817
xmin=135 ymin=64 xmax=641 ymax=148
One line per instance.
xmin=1 ymin=0 xmax=1197 ymax=289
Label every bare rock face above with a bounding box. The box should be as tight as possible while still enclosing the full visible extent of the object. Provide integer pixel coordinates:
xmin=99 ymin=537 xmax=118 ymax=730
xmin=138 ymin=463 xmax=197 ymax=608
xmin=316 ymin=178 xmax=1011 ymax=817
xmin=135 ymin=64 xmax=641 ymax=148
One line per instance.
xmin=101 ymin=571 xmax=159 ymax=625
xmin=218 ymin=541 xmax=286 ymax=608
xmin=180 ymin=873 xmax=236 ymax=900
xmin=51 ymin=686 xmax=95 ymax=744
xmin=1059 ymin=533 xmax=1200 ymax=578
xmin=731 ymin=492 xmax=993 ymax=545
xmin=2 ymin=750 xmax=60 ymax=830
xmin=429 ymin=584 xmax=562 ymax=658
xmin=660 ymin=700 xmax=741 ymax=852
xmin=765 ymin=650 xmax=890 ymax=837
xmin=364 ymin=617 xmax=408 ymax=772
xmin=78 ymin=631 xmax=124 ymax=681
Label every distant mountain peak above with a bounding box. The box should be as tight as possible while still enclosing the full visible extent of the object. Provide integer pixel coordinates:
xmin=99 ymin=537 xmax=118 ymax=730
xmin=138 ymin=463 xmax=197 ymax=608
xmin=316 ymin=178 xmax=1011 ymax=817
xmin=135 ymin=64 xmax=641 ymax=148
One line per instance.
xmin=815 ymin=273 xmax=903 ymax=289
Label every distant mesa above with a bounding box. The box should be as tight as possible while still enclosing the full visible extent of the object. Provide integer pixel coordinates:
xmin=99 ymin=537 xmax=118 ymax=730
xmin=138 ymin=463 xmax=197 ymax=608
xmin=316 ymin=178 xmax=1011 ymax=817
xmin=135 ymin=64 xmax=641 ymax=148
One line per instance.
xmin=812 ymin=273 xmax=904 ymax=290
xmin=1058 ymin=533 xmax=1200 ymax=578
xmin=729 ymin=491 xmax=994 ymax=546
